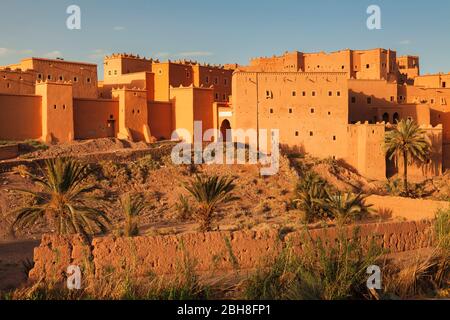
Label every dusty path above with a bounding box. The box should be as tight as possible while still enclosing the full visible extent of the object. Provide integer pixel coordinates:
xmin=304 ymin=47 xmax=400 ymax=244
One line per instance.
xmin=0 ymin=239 xmax=40 ymax=292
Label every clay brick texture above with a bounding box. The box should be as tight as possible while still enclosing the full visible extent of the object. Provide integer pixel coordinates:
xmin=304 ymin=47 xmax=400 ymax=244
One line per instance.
xmin=29 ymin=220 xmax=434 ymax=284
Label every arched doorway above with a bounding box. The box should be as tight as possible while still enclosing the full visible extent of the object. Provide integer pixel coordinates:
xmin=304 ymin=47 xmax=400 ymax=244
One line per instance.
xmin=393 ymin=112 xmax=400 ymax=123
xmin=220 ymin=119 xmax=231 ymax=142
xmin=382 ymin=112 xmax=390 ymax=123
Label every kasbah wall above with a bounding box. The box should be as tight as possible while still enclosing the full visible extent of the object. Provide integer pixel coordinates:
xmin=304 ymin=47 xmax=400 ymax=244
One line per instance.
xmin=0 ymin=48 xmax=449 ymax=180
xmin=29 ymin=220 xmax=435 ymax=283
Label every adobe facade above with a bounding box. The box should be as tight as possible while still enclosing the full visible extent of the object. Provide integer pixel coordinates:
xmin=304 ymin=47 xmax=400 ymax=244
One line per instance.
xmin=0 ymin=54 xmax=233 ymax=145
xmin=232 ymin=49 xmax=448 ymax=180
xmin=0 ymin=48 xmax=449 ymax=180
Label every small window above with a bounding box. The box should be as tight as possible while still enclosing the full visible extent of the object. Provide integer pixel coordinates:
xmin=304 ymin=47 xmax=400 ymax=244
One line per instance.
xmin=341 ymin=65 xmax=345 ymax=69
xmin=443 ymin=82 xmax=447 ymax=88
xmin=47 ymin=75 xmax=52 ymax=80
xmin=74 ymin=77 xmax=78 ymax=82
xmin=108 ymin=71 xmax=112 ymax=76
xmin=302 ymin=91 xmax=306 ymax=96
xmin=186 ymin=71 xmax=190 ymax=78
xmin=312 ymin=91 xmax=316 ymax=97
xmin=59 ymin=76 xmax=63 ymax=81
xmin=224 ymin=78 xmax=228 ymax=86
xmin=337 ymin=91 xmax=341 ymax=96
xmin=87 ymin=78 xmax=91 ymax=83
xmin=6 ymin=83 xmax=10 ymax=89
xmin=310 ymin=108 xmax=315 ymax=114
xmin=270 ymin=108 xmax=274 ymax=114
xmin=366 ymin=64 xmax=370 ymax=69
xmin=367 ymin=97 xmax=372 ymax=104
xmin=328 ymin=91 xmax=332 ymax=96
xmin=215 ymin=93 xmax=219 ymax=100
xmin=295 ymin=131 xmax=299 ymax=137
xmin=292 ymin=91 xmax=296 ymax=97
xmin=158 ymin=69 xmax=163 ymax=75
xmin=289 ymin=108 xmax=293 ymax=114
xmin=214 ymin=77 xmax=218 ymax=85
xmin=114 ymin=70 xmax=117 ymax=75
xmin=205 ymin=76 xmax=209 ymax=84
xmin=63 ymin=104 xmax=66 ymax=110
xmin=431 ymin=99 xmax=435 ymax=104
xmin=351 ymin=97 xmax=356 ymax=103
xmin=328 ymin=111 xmax=331 ymax=115
xmin=309 ymin=131 xmax=313 ymax=136
xmin=38 ymin=74 xmax=43 ymax=80
xmin=333 ymin=136 xmax=336 ymax=141
xmin=390 ymin=96 xmax=395 ymax=102
xmin=53 ymin=105 xmax=57 ymax=110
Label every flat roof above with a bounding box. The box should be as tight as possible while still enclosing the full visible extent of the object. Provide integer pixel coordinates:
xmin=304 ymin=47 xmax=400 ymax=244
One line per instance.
xmin=21 ymin=57 xmax=97 ymax=67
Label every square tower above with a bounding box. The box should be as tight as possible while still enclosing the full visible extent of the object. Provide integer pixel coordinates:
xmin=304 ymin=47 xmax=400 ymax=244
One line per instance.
xmin=35 ymin=81 xmax=74 ymax=143
xmin=112 ymin=87 xmax=150 ymax=142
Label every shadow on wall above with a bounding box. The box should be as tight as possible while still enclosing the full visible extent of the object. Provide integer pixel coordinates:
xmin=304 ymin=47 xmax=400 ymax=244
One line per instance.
xmin=280 ymin=143 xmax=306 ymax=158
xmin=349 ymin=90 xmax=396 ymax=124
xmin=348 ymin=90 xmax=425 ymax=125
xmin=386 ymin=134 xmax=442 ymax=180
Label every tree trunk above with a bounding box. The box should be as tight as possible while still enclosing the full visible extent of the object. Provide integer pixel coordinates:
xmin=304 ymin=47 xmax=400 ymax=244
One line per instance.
xmin=403 ymin=150 xmax=408 ymax=194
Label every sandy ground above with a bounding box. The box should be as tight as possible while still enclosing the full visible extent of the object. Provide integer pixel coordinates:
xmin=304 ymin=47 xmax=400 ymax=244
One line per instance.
xmin=0 ymin=139 xmax=448 ymax=293
xmin=367 ymin=195 xmax=449 ymax=221
xmin=0 ymin=239 xmax=39 ymax=292
xmin=18 ymin=138 xmax=150 ymax=159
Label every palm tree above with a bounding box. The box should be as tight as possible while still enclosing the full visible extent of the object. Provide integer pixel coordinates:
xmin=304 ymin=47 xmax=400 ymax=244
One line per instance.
xmin=294 ymin=171 xmax=329 ymax=222
xmin=385 ymin=119 xmax=431 ymax=194
xmin=11 ymin=158 xmax=109 ymax=238
xmin=324 ymin=191 xmax=372 ymax=225
xmin=184 ymin=175 xmax=236 ymax=232
xmin=120 ymin=193 xmax=147 ymax=237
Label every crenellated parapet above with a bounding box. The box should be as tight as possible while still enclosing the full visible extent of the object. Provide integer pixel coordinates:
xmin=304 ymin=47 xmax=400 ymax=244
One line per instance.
xmin=105 ymin=53 xmax=157 ymax=62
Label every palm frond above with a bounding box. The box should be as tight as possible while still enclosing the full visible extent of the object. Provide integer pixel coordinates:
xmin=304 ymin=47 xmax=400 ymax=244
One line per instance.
xmin=11 ymin=157 xmax=108 ymax=238
xmin=184 ymin=175 xmax=236 ymax=232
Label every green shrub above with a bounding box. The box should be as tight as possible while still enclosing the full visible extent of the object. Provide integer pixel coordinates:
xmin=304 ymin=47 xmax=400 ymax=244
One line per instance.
xmin=175 ymin=195 xmax=192 ymax=221
xmin=24 ymin=140 xmax=48 ymax=151
xmin=293 ymin=172 xmax=329 ymax=222
xmin=324 ymin=191 xmax=373 ymax=225
xmin=244 ymin=227 xmax=383 ymax=300
xmin=435 ymin=208 xmax=450 ymax=252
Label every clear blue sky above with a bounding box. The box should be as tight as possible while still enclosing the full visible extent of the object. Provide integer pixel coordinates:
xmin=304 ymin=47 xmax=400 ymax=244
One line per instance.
xmin=1 ymin=0 xmax=449 ymax=76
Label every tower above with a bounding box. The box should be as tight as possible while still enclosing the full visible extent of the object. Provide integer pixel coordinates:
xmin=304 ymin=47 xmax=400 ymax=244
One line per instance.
xmin=35 ymin=80 xmax=74 ymax=143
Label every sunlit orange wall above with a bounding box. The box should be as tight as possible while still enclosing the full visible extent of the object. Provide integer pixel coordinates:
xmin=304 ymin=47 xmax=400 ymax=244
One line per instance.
xmin=0 ymin=93 xmax=42 ymax=140
xmin=148 ymin=101 xmax=173 ymax=140
xmin=73 ymin=99 xmax=119 ymax=140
